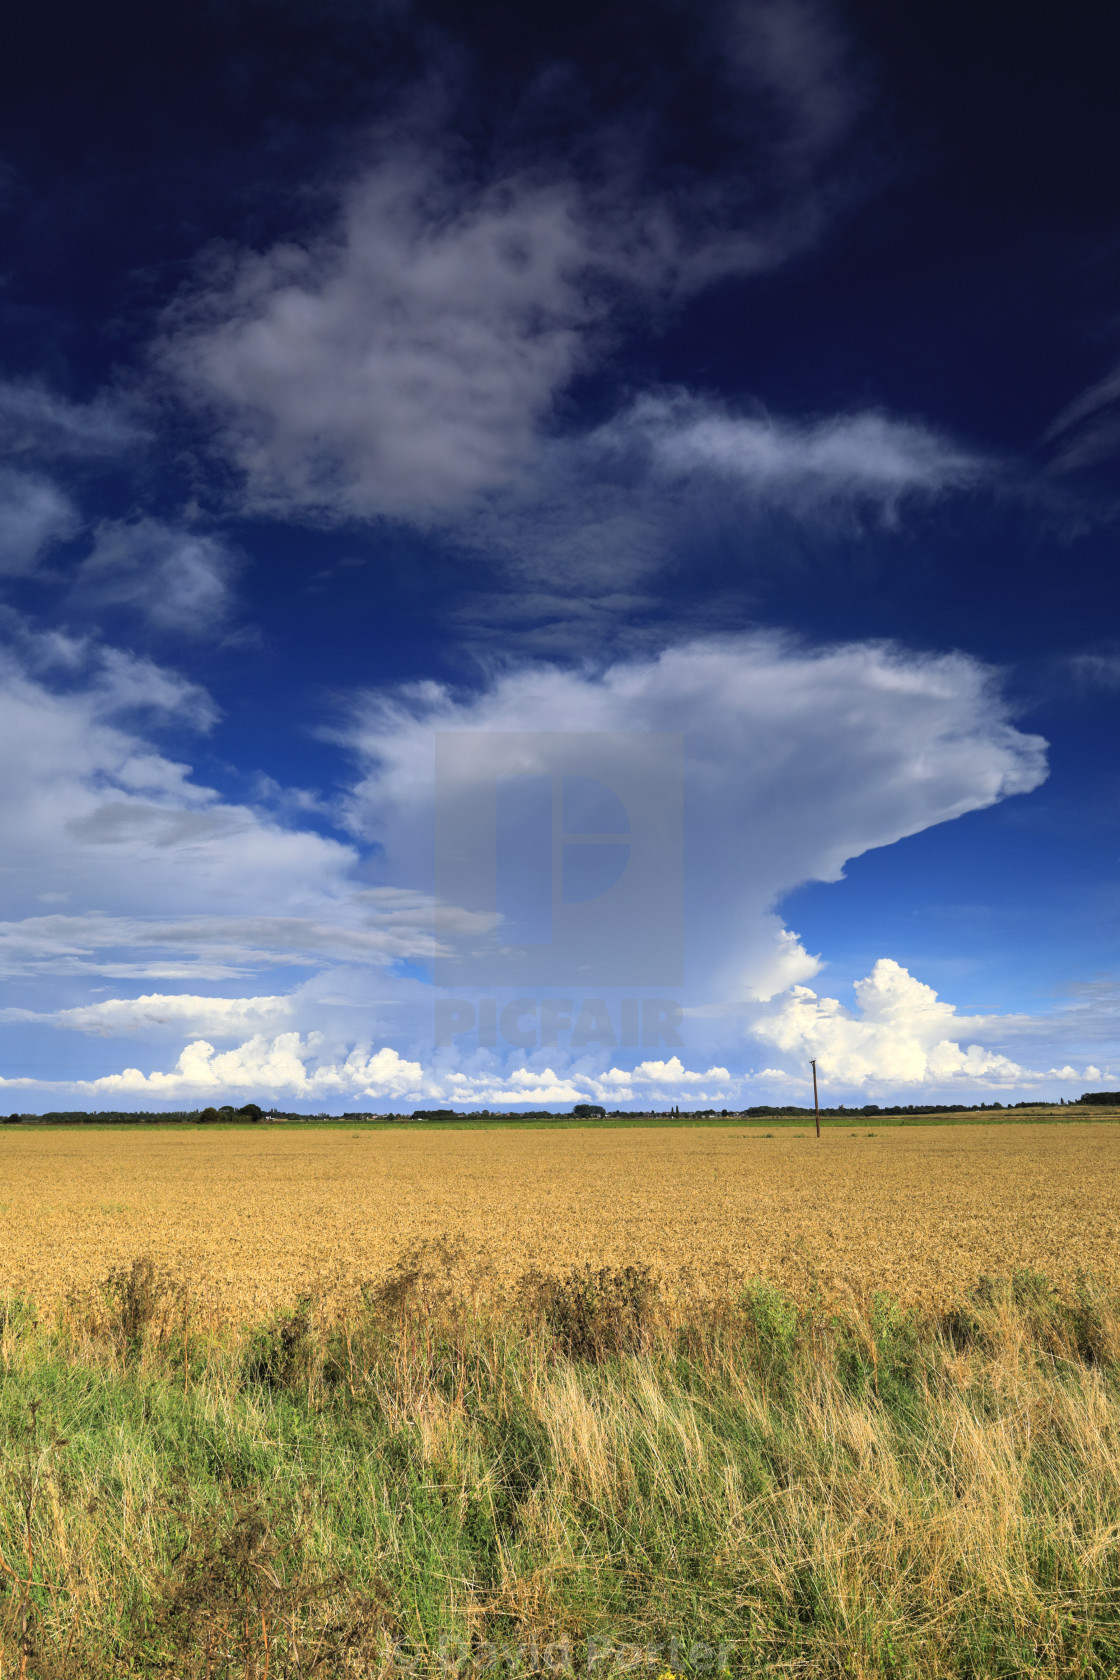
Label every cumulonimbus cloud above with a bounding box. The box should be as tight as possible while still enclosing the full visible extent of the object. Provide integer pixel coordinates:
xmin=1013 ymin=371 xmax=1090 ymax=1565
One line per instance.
xmin=0 ymin=624 xmax=1051 ymax=1101
xmin=345 ymin=632 xmax=1048 ymax=1003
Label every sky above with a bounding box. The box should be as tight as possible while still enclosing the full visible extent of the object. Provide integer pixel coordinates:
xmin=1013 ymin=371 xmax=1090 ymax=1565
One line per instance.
xmin=1 ymin=0 xmax=1119 ymax=1112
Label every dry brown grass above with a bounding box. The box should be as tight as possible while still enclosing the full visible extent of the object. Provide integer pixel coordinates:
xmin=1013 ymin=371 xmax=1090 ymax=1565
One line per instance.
xmin=1 ymin=1121 xmax=1117 ymax=1319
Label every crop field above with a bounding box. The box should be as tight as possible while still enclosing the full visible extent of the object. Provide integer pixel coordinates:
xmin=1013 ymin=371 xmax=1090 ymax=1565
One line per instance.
xmin=2 ymin=1120 xmax=1118 ymax=1317
xmin=5 ymin=1119 xmax=1120 ymax=1676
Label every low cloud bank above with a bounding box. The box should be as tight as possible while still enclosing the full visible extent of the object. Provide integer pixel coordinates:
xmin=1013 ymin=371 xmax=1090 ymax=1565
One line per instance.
xmin=3 ymin=958 xmax=1109 ymax=1105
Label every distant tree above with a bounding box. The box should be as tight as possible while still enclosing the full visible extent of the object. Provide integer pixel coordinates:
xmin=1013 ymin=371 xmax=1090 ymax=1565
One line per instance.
xmin=198 ymin=1106 xmax=221 ymax=1123
xmin=572 ymin=1103 xmax=605 ymax=1119
xmin=237 ymin=1103 xmax=263 ymax=1121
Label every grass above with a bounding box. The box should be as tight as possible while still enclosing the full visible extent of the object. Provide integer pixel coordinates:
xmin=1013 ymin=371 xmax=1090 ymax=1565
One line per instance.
xmin=3 ymin=1258 xmax=1120 ymax=1676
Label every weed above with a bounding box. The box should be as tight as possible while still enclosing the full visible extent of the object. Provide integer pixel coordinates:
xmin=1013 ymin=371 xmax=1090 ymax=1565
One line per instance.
xmin=97 ymin=1254 xmax=176 ymax=1358
xmin=533 ymin=1263 xmax=658 ymax=1360
xmin=150 ymin=1496 xmax=393 ymax=1676
xmin=739 ymin=1278 xmax=799 ymax=1377
xmin=243 ymin=1305 xmax=313 ymax=1390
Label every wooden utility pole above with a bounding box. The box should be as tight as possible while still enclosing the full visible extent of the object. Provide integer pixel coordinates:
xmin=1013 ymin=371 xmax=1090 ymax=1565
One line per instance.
xmin=810 ymin=1058 xmax=820 ymax=1137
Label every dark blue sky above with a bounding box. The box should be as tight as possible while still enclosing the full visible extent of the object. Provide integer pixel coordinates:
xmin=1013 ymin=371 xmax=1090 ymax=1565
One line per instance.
xmin=0 ymin=0 xmax=1117 ymax=1109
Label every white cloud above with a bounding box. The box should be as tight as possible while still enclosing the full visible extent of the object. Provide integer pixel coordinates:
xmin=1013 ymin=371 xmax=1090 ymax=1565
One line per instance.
xmin=155 ymin=3 xmax=868 ymax=529
xmin=0 ymin=469 xmax=79 ymax=574
xmin=628 ymin=1056 xmax=730 ymax=1085
xmin=752 ymin=959 xmax=1026 ymax=1087
xmin=159 ymin=157 xmax=619 ymax=521
xmin=615 ymin=392 xmax=983 ymax=512
xmin=1044 ymin=361 xmax=1120 ymax=471
xmin=0 ymin=626 xmax=1065 ymax=1102
xmin=74 ymin=1035 xmax=427 ymax=1101
xmin=1066 ymin=647 xmax=1120 ymax=691
xmin=0 ymin=629 xmax=443 ymax=982
xmin=0 ymin=1032 xmax=731 ymax=1106
xmin=0 ymin=380 xmax=144 ymax=460
xmin=0 ymin=908 xmax=448 ymax=981
xmin=59 ymin=1032 xmax=309 ymax=1098
xmin=430 ymin=390 xmax=988 ymax=625
xmin=438 ymin=1059 xmax=733 ymax=1107
xmin=721 ymin=0 xmax=859 ymax=164
xmin=345 ymin=633 xmax=1047 ymax=1003
xmin=72 ymin=518 xmax=239 ymax=635
xmin=1 ymin=992 xmax=293 ymax=1038
xmin=747 ymin=960 xmax=1120 ymax=1094
xmin=162 ymin=194 xmax=964 ymax=535
xmin=1 ymin=1002 xmax=1110 ymax=1104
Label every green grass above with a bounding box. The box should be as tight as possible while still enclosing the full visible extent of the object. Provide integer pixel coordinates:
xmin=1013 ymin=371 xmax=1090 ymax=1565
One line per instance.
xmin=3 ymin=1261 xmax=1120 ymax=1676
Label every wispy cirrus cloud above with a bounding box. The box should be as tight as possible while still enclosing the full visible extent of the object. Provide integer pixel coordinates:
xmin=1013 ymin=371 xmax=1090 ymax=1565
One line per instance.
xmin=0 ymin=379 xmax=146 ymax=461
xmin=0 ymin=469 xmax=79 ymax=574
xmin=415 ymin=390 xmax=991 ymax=657
xmin=1 ymin=991 xmax=294 ymax=1038
xmin=70 ymin=518 xmax=241 ymax=637
xmin=1044 ymin=356 xmax=1120 ymax=473
xmin=0 ymin=375 xmax=238 ymax=634
xmin=614 ymin=392 xmax=984 ymax=510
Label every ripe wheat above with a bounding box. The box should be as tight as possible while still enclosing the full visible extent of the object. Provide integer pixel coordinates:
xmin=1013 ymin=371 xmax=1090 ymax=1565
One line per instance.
xmin=2 ymin=1121 xmax=1116 ymax=1319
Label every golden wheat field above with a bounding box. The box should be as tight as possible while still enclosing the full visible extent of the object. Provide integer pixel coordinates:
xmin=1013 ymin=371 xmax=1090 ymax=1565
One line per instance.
xmin=1 ymin=1120 xmax=1117 ymax=1318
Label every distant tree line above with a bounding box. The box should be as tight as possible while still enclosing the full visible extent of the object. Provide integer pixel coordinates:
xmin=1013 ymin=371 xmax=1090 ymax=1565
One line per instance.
xmin=733 ymin=1101 xmax=1057 ymax=1117
xmin=4 ymin=1094 xmax=1117 ymax=1125
xmin=3 ymin=1104 xmax=265 ymax=1124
